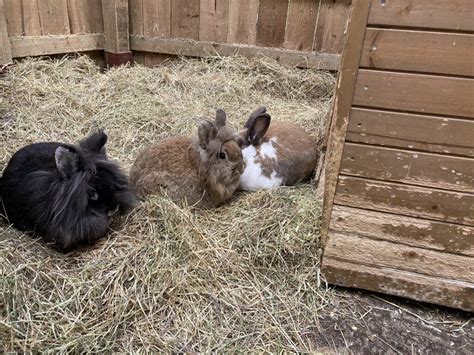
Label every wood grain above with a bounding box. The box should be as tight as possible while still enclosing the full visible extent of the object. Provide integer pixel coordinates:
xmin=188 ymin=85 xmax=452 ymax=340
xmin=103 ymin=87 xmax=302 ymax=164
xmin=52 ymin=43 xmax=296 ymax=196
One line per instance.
xmin=22 ymin=0 xmax=42 ymax=36
xmin=67 ymin=0 xmax=104 ymax=34
xmin=38 ymin=0 xmax=70 ymax=35
xmin=353 ymin=70 xmax=474 ymax=119
xmin=4 ymin=0 xmax=23 ymax=36
xmin=335 ymin=176 xmax=474 ymax=226
xmin=199 ymin=0 xmax=229 ymax=42
xmin=102 ymin=0 xmax=130 ymax=53
xmin=256 ymin=0 xmax=289 ymax=48
xmin=340 ymin=143 xmax=474 ymax=193
xmin=227 ymin=0 xmax=259 ymax=45
xmin=0 ymin=0 xmax=12 ymax=65
xmin=346 ymin=108 xmax=474 ymax=157
xmin=143 ymin=0 xmax=171 ymax=38
xmin=330 ymin=205 xmax=474 ymax=256
xmin=314 ymin=0 xmax=351 ymax=54
xmin=171 ymin=0 xmax=200 ymax=40
xmin=361 ymin=28 xmax=474 ymax=77
xmin=129 ymin=0 xmax=144 ymax=35
xmin=322 ymin=257 xmax=474 ymax=311
xmin=368 ymin=0 xmax=474 ymax=32
xmin=283 ymin=0 xmax=318 ymax=52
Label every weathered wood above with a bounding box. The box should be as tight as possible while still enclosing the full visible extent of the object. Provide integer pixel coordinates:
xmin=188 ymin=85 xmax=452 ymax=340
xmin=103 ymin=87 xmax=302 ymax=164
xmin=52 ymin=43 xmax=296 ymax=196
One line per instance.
xmin=0 ymin=0 xmax=12 ymax=65
xmin=227 ymin=0 xmax=259 ymax=45
xmin=283 ymin=0 xmax=318 ymax=52
xmin=368 ymin=0 xmax=474 ymax=32
xmin=346 ymin=108 xmax=474 ymax=157
xmin=353 ymin=70 xmax=474 ymax=119
xmin=171 ymin=0 xmax=200 ymax=40
xmin=330 ymin=205 xmax=474 ymax=256
xmin=38 ymin=0 xmax=70 ymax=35
xmin=4 ymin=0 xmax=23 ymax=36
xmin=130 ymin=36 xmax=341 ymax=70
xmin=143 ymin=0 xmax=171 ymax=38
xmin=325 ymin=232 xmax=474 ymax=283
xmin=199 ymin=0 xmax=229 ymax=42
xmin=322 ymin=258 xmax=474 ymax=311
xmin=361 ymin=29 xmax=474 ymax=77
xmin=10 ymin=34 xmax=105 ymax=58
xmin=67 ymin=0 xmax=104 ymax=34
xmin=129 ymin=0 xmax=144 ymax=35
xmin=321 ymin=0 xmax=371 ymax=247
xmin=256 ymin=0 xmax=289 ymax=48
xmin=335 ymin=176 xmax=474 ymax=226
xmin=102 ymin=0 xmax=130 ymax=53
xmin=340 ymin=143 xmax=474 ymax=193
xmin=22 ymin=0 xmax=42 ymax=36
xmin=314 ymin=0 xmax=351 ymax=54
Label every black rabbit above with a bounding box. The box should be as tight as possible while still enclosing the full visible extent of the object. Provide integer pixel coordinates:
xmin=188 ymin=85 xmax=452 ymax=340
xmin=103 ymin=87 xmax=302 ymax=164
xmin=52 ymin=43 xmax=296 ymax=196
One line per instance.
xmin=0 ymin=130 xmax=135 ymax=251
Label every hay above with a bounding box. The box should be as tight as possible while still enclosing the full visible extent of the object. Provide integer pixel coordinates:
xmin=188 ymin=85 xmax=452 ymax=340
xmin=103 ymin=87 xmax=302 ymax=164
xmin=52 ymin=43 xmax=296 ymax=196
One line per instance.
xmin=0 ymin=55 xmax=336 ymax=352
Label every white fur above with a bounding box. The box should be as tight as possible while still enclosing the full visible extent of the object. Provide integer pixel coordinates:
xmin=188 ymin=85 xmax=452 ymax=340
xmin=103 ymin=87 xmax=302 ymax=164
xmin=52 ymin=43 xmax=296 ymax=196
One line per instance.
xmin=239 ymin=138 xmax=283 ymax=191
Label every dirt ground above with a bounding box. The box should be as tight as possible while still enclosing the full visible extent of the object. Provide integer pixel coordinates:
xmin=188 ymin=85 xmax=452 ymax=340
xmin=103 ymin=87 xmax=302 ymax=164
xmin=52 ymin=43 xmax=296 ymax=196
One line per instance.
xmin=316 ymin=287 xmax=473 ymax=354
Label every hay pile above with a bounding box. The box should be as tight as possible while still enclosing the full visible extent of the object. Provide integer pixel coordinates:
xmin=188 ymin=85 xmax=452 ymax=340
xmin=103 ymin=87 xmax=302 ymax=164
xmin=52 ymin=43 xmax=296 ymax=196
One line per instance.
xmin=0 ymin=55 xmax=335 ymax=352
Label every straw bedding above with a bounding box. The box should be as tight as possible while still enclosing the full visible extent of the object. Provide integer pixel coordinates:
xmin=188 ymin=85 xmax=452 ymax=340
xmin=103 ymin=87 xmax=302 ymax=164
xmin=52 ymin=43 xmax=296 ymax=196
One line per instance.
xmin=0 ymin=55 xmax=336 ymax=352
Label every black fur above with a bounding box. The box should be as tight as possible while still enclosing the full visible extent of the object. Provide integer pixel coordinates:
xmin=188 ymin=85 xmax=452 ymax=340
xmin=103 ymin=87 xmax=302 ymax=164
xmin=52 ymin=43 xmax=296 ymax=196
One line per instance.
xmin=0 ymin=131 xmax=135 ymax=252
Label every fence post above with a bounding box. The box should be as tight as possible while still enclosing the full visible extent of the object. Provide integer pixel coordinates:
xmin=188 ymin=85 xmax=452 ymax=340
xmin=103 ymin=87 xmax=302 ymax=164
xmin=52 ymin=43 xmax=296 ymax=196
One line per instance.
xmin=101 ymin=0 xmax=132 ymax=67
xmin=0 ymin=0 xmax=12 ymax=66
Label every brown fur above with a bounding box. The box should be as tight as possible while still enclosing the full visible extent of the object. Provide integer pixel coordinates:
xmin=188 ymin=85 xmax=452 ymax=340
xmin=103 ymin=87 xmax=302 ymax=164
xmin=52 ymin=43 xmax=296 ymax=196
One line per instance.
xmin=130 ymin=112 xmax=244 ymax=208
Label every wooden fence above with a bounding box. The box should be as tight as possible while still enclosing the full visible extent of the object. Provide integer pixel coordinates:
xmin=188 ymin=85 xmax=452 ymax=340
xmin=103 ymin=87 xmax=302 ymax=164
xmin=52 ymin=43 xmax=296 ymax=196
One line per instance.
xmin=321 ymin=0 xmax=474 ymax=311
xmin=0 ymin=0 xmax=351 ymax=69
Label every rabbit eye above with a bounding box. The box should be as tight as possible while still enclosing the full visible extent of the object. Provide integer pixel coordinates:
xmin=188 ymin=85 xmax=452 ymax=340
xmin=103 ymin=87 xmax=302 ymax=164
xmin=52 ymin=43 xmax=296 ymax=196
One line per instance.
xmin=218 ymin=152 xmax=226 ymax=160
xmin=89 ymin=191 xmax=99 ymax=201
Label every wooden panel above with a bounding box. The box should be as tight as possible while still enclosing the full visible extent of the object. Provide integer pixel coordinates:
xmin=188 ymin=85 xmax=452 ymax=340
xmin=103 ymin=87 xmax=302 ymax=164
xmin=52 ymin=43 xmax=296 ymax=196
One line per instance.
xmin=227 ymin=0 xmax=259 ymax=45
xmin=38 ymin=0 xmax=70 ymax=35
xmin=353 ymin=70 xmax=474 ymax=119
xmin=0 ymin=0 xmax=12 ymax=65
xmin=346 ymin=108 xmax=474 ymax=157
xmin=325 ymin=232 xmax=474 ymax=283
xmin=143 ymin=0 xmax=171 ymax=38
xmin=10 ymin=34 xmax=105 ymax=58
xmin=22 ymin=0 xmax=42 ymax=36
xmin=171 ymin=0 xmax=200 ymax=40
xmin=368 ymin=0 xmax=474 ymax=32
xmin=256 ymin=0 xmax=289 ymax=48
xmin=102 ymin=0 xmax=130 ymax=53
xmin=129 ymin=0 xmax=144 ymax=35
xmin=131 ymin=36 xmax=340 ymax=70
xmin=335 ymin=176 xmax=474 ymax=226
xmin=340 ymin=143 xmax=474 ymax=193
xmin=322 ymin=258 xmax=474 ymax=311
xmin=361 ymin=29 xmax=474 ymax=77
xmin=330 ymin=205 xmax=474 ymax=256
xmin=67 ymin=0 xmax=104 ymax=34
xmin=4 ymin=0 xmax=23 ymax=36
xmin=321 ymin=1 xmax=371 ymax=246
xmin=199 ymin=0 xmax=229 ymax=42
xmin=314 ymin=0 xmax=351 ymax=54
xmin=283 ymin=0 xmax=318 ymax=51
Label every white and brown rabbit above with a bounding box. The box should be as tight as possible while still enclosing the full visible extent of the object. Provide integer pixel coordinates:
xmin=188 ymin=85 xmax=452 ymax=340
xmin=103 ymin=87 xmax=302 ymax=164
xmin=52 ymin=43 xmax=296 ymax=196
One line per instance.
xmin=238 ymin=106 xmax=318 ymax=191
xmin=130 ymin=109 xmax=244 ymax=208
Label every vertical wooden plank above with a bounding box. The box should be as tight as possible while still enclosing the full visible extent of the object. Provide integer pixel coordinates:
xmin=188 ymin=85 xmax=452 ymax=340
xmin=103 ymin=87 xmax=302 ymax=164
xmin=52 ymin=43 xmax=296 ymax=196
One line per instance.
xmin=4 ymin=0 xmax=23 ymax=36
xmin=314 ymin=0 xmax=351 ymax=54
xmin=320 ymin=0 xmax=370 ymax=248
xmin=102 ymin=0 xmax=131 ymax=66
xmin=0 ymin=0 xmax=12 ymax=65
xmin=283 ymin=0 xmax=318 ymax=52
xmin=199 ymin=0 xmax=229 ymax=42
xmin=38 ymin=0 xmax=71 ymax=35
xmin=67 ymin=0 xmax=104 ymax=34
xmin=256 ymin=0 xmax=289 ymax=48
xmin=171 ymin=0 xmax=200 ymax=40
xmin=129 ymin=0 xmax=144 ymax=35
xmin=143 ymin=0 xmax=171 ymax=38
xmin=227 ymin=0 xmax=259 ymax=45
xmin=22 ymin=0 xmax=42 ymax=35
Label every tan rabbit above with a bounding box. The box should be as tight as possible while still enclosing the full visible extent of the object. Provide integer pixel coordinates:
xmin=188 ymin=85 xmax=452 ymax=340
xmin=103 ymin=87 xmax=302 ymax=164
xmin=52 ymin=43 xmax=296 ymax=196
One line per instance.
xmin=130 ymin=109 xmax=244 ymax=208
xmin=238 ymin=106 xmax=318 ymax=191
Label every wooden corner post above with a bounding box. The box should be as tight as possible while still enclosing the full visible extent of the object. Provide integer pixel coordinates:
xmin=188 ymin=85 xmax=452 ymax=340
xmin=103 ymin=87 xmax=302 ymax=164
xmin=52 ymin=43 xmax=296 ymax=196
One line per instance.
xmin=102 ymin=0 xmax=132 ymax=67
xmin=320 ymin=0 xmax=371 ymax=248
xmin=0 ymin=0 xmax=12 ymax=66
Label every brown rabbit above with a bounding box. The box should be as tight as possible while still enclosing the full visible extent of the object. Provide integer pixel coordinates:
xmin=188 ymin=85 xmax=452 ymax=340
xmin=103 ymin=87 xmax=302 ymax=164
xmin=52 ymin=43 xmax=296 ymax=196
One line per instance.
xmin=238 ymin=106 xmax=318 ymax=191
xmin=130 ymin=109 xmax=244 ymax=208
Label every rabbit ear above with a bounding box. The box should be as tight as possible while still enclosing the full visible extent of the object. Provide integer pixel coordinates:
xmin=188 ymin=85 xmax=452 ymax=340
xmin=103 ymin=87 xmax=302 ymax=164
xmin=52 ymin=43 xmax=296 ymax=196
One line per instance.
xmin=244 ymin=106 xmax=267 ymax=129
xmin=215 ymin=109 xmax=226 ymax=128
xmin=55 ymin=146 xmax=79 ymax=180
xmin=248 ymin=113 xmax=271 ymax=145
xmin=198 ymin=120 xmax=218 ymax=148
xmin=79 ymin=130 xmax=108 ymax=155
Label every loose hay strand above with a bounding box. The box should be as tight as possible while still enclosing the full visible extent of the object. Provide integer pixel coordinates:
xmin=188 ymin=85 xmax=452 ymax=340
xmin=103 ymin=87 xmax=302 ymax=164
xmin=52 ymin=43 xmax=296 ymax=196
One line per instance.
xmin=0 ymin=55 xmax=336 ymax=352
